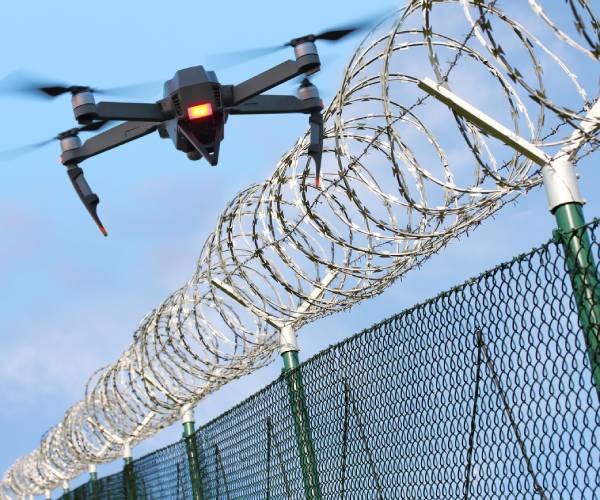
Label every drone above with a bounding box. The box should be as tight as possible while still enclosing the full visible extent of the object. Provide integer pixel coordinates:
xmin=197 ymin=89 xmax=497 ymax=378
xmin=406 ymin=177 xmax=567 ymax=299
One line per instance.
xmin=1 ymin=16 xmax=383 ymax=237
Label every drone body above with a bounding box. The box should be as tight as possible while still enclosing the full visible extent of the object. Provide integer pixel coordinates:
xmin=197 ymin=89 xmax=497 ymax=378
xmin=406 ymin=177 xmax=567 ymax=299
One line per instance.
xmin=160 ymin=66 xmax=225 ymax=164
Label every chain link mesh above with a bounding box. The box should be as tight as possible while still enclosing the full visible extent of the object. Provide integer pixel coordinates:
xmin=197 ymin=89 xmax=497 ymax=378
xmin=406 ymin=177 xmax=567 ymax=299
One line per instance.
xmin=62 ymin=219 xmax=600 ymax=499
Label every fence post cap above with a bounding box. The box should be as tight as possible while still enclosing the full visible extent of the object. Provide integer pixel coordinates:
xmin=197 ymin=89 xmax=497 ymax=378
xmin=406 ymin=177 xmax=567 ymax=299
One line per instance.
xmin=180 ymin=404 xmax=195 ymax=424
xmin=123 ymin=441 xmax=132 ymax=459
xmin=279 ymin=325 xmax=299 ymax=354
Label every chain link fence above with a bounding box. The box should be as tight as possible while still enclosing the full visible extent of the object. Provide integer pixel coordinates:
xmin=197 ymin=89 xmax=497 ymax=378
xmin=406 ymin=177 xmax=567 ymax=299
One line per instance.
xmin=66 ymin=220 xmax=600 ymax=499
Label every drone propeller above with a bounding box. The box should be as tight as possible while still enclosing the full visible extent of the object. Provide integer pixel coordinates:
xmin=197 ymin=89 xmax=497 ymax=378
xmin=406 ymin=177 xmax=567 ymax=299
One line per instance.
xmin=0 ymin=71 xmax=159 ymax=99
xmin=208 ymin=9 xmax=393 ymax=68
xmin=0 ymin=120 xmax=111 ymax=161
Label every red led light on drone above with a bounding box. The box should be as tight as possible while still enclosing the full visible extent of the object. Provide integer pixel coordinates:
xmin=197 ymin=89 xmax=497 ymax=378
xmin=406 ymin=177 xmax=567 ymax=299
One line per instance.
xmin=187 ymin=102 xmax=213 ymax=120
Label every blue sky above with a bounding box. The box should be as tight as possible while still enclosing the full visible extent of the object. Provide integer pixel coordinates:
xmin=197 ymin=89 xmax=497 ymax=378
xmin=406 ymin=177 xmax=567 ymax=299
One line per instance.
xmin=1 ymin=0 xmax=598 ymax=496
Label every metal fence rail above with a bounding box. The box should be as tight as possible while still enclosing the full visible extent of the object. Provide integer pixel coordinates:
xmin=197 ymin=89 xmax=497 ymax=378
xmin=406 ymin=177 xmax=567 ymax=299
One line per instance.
xmin=68 ymin=220 xmax=600 ymax=499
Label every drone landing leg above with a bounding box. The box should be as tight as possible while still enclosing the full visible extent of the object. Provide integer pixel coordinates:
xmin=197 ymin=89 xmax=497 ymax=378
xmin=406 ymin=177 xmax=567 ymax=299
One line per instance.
xmin=308 ymin=112 xmax=323 ymax=187
xmin=67 ymin=166 xmax=107 ymax=236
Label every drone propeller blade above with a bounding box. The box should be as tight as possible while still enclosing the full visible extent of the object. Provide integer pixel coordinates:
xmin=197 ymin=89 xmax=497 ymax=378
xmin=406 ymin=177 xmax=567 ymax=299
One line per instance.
xmin=38 ymin=85 xmax=73 ymax=97
xmin=313 ymin=28 xmax=357 ymax=42
xmin=0 ymin=71 xmax=158 ymax=99
xmin=208 ymin=8 xmax=393 ymax=69
xmin=0 ymin=138 xmax=57 ymax=161
xmin=206 ymin=45 xmax=286 ymax=68
xmin=94 ymin=80 xmax=162 ymax=97
xmin=313 ymin=9 xmax=393 ymax=42
xmin=0 ymin=71 xmax=70 ymax=99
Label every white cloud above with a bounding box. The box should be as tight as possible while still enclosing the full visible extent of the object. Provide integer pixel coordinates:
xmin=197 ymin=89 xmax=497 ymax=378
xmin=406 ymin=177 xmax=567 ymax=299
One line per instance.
xmin=0 ymin=336 xmax=97 ymax=413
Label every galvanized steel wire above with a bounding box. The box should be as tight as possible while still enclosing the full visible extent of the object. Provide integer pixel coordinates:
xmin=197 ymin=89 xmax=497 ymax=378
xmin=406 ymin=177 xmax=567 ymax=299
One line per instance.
xmin=2 ymin=0 xmax=599 ymax=496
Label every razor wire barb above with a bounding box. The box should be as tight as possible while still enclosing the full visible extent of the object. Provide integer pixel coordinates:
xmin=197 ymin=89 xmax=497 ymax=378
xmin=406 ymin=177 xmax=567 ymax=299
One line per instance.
xmin=2 ymin=0 xmax=599 ymax=497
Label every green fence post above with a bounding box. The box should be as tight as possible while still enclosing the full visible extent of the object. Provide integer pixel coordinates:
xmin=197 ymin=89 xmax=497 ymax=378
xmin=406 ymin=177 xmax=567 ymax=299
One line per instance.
xmin=88 ymin=463 xmax=98 ymax=500
xmin=209 ymin=277 xmax=330 ymax=498
xmin=181 ymin=404 xmax=204 ymax=500
xmin=280 ymin=325 xmax=322 ymax=500
xmin=123 ymin=441 xmax=137 ymax=500
xmin=551 ymin=203 xmax=600 ymax=400
xmin=541 ymin=109 xmax=600 ymax=401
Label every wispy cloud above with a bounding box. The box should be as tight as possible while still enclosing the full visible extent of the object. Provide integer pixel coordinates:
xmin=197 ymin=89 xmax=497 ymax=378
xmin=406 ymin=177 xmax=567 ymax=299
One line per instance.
xmin=0 ymin=334 xmax=99 ymax=413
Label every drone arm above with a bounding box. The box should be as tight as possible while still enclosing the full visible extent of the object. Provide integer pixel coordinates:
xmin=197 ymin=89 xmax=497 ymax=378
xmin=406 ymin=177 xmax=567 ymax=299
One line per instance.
xmin=94 ymin=102 xmax=169 ymax=121
xmin=61 ymin=121 xmax=159 ymax=165
xmin=229 ymin=60 xmax=300 ymax=105
xmin=226 ymin=94 xmax=322 ymax=115
xmin=229 ymin=54 xmax=319 ymax=105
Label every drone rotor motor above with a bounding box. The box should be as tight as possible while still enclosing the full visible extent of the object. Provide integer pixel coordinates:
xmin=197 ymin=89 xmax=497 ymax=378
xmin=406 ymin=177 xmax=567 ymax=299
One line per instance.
xmin=297 ymin=78 xmax=320 ymax=101
xmin=71 ymin=89 xmax=98 ymax=124
xmin=59 ymin=134 xmax=82 ymax=154
xmin=291 ymin=39 xmax=321 ymax=75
